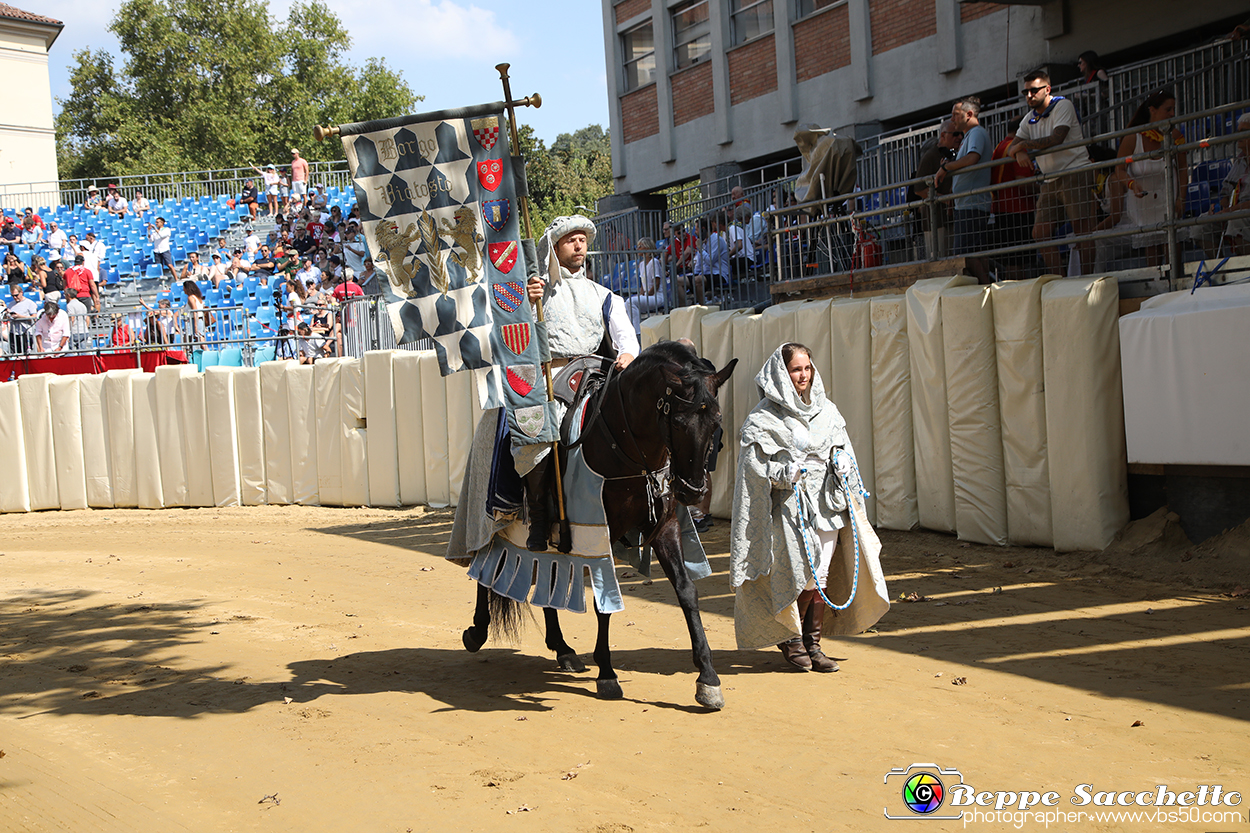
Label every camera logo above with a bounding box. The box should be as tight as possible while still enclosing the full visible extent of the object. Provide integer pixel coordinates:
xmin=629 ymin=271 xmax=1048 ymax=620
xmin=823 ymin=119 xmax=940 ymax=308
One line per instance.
xmin=884 ymin=763 xmax=965 ymax=820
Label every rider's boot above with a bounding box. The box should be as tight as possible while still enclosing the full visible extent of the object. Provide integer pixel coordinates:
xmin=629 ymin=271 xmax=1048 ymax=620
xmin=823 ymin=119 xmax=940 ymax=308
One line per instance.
xmin=802 ymin=590 xmax=839 ymax=673
xmin=778 ymin=589 xmax=817 ymax=671
xmin=525 ymin=460 xmax=551 ymax=552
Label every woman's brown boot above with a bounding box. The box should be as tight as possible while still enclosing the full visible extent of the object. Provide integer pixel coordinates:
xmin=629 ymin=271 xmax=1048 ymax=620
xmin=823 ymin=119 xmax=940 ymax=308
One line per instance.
xmin=778 ymin=638 xmax=812 ymax=671
xmin=803 ymin=592 xmax=840 ymax=672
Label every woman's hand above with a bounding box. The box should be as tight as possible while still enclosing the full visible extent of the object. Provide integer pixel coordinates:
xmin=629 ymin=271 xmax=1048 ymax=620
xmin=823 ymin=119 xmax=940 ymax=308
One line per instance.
xmin=526 ymin=276 xmax=544 ymax=303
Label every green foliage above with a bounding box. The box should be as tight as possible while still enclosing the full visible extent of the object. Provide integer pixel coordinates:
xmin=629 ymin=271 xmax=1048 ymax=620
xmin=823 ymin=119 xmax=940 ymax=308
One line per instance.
xmin=55 ymin=0 xmax=421 ymax=180
xmin=515 ymin=122 xmax=614 ymax=232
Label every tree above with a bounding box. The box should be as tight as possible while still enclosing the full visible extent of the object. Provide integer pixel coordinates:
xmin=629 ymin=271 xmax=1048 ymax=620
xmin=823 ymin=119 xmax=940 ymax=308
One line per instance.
xmin=514 ymin=123 xmax=614 ymax=231
xmin=55 ymin=0 xmax=421 ymax=180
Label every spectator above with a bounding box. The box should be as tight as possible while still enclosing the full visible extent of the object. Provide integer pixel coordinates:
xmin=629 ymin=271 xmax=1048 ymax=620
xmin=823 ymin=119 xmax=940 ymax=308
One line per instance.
xmin=295 ymin=258 xmax=321 ymax=291
xmin=147 ymin=216 xmax=175 ymax=278
xmin=5 ymin=283 xmax=37 ymax=353
xmin=82 ymin=230 xmax=107 ymax=265
xmin=62 ymin=233 xmax=80 ymax=265
xmin=182 ymin=280 xmax=211 ymax=343
xmin=42 ymin=255 xmax=66 ymax=301
xmin=5 ymin=251 xmax=27 ymax=287
xmin=106 ymin=184 xmax=129 ymax=217
xmin=252 ymin=245 xmax=276 ymax=277
xmin=1077 ymin=51 xmax=1110 ymax=84
xmin=724 ymin=208 xmax=756 ymax=285
xmin=357 ymin=257 xmax=381 ymax=296
xmin=0 ymin=218 xmax=20 ymax=246
xmin=1114 ymin=88 xmax=1187 ymax=266
xmin=251 ymin=163 xmax=280 ymax=216
xmin=937 ymin=95 xmax=993 ymax=283
xmin=660 ymin=219 xmax=695 ymax=284
xmin=285 ymin=275 xmax=311 ymax=328
xmin=215 ymin=236 xmax=231 ymax=261
xmin=295 ymin=321 xmax=325 ymax=364
xmin=243 ymin=226 xmax=261 ymax=255
xmin=290 ymin=148 xmax=309 ymax=207
xmin=342 ymin=221 xmax=366 ymax=274
xmin=240 ymin=178 xmax=260 ymax=220
xmin=279 ymin=167 xmax=291 ymax=214
xmin=274 ymin=245 xmax=299 ymax=282
xmin=22 ymin=207 xmax=45 ymax=230
xmin=110 ymin=314 xmax=134 ymax=347
xmin=65 ymin=287 xmax=90 ymax=350
xmin=626 ymin=236 xmax=665 ymax=334
xmin=1218 ymin=113 xmax=1250 ymax=255
xmin=179 ymin=251 xmax=210 ymax=285
xmin=990 ymin=131 xmax=1039 ymax=281
xmin=64 ymin=254 xmax=100 ymax=313
xmin=139 ymin=294 xmax=179 ymax=344
xmin=132 ymin=190 xmax=150 ymax=218
xmin=911 ymin=119 xmax=961 ymax=259
xmin=34 ymin=299 xmax=70 ymax=353
xmin=46 ymin=220 xmax=67 ymax=252
xmin=310 ymin=183 xmax=328 ymax=213
xmin=28 ymin=255 xmax=50 ymax=298
xmin=206 ymin=252 xmax=228 ymax=288
xmin=20 ymin=217 xmax=43 ymax=247
xmin=83 ymin=184 xmax=103 ymax=214
xmin=695 ymin=216 xmax=730 ymax=304
xmin=1006 ymin=69 xmax=1095 ymax=274
xmin=331 ymin=265 xmax=364 ymax=303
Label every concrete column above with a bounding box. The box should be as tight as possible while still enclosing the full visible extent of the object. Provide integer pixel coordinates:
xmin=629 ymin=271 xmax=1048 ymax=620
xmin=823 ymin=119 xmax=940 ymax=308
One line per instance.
xmin=603 ymin=0 xmax=627 ymax=179
xmin=936 ymin=0 xmax=962 ymax=74
xmin=849 ymin=0 xmax=872 ymax=101
xmin=708 ymin=0 xmax=733 ymax=146
xmin=774 ymin=0 xmax=798 ymax=125
xmin=653 ymin=0 xmax=677 ymax=162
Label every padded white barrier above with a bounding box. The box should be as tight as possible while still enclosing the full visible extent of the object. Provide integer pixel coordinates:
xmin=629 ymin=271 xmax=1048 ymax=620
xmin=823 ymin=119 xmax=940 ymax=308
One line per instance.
xmin=1120 ymin=285 xmax=1250 ymax=465
xmin=154 ymin=365 xmax=194 ymax=507
xmin=761 ymin=300 xmax=804 ymax=352
xmin=340 ymin=357 xmax=370 ymax=507
xmin=205 ymin=367 xmax=241 ymax=507
xmin=445 ymin=364 xmax=474 ymax=507
xmin=286 ymin=363 xmax=320 ymax=505
xmin=393 ymin=350 xmax=428 ymax=506
xmin=260 ymin=360 xmax=295 ymax=505
xmin=130 ymin=373 xmax=164 ymax=509
xmin=796 ymin=299 xmax=834 ymax=380
xmin=992 ymin=277 xmax=1058 ymax=546
xmin=906 ymin=276 xmax=974 ymax=533
xmin=364 ymin=350 xmax=401 ymax=507
xmin=77 ymin=375 xmax=113 ymax=508
xmin=700 ymin=309 xmax=745 ymax=518
xmin=731 ymin=312 xmax=766 ymax=459
xmin=233 ymin=367 xmax=266 ymax=505
xmin=104 ymin=369 xmax=141 ymax=508
xmin=0 ymin=381 xmax=31 ymax=513
xmin=870 ymin=296 xmax=918 ymax=531
xmin=1042 ymin=276 xmax=1130 ymax=551
xmin=48 ymin=376 xmax=88 ymax=511
xmin=942 ymin=286 xmax=1007 ymax=546
xmin=640 ymin=314 xmax=671 ymax=350
xmin=179 ymin=372 xmax=214 ymax=507
xmin=828 ymin=298 xmax=877 ymax=525
xmin=669 ymin=305 xmax=718 ymax=353
xmin=419 ymin=350 xmax=451 ymax=507
xmin=314 ymin=359 xmax=345 ymax=506
xmin=18 ymin=374 xmax=59 ymax=511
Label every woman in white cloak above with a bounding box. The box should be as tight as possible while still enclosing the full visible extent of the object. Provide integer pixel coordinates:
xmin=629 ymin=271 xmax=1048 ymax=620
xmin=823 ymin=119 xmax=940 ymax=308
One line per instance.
xmin=730 ymin=342 xmax=889 ymax=671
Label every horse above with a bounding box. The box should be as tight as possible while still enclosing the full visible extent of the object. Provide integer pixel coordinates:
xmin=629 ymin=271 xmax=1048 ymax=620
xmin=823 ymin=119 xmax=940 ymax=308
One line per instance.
xmin=460 ymin=340 xmax=737 ymax=709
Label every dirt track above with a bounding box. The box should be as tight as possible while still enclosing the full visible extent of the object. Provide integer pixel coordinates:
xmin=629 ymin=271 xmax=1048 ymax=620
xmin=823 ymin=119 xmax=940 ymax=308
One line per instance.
xmin=1 ymin=505 xmax=1247 ymax=832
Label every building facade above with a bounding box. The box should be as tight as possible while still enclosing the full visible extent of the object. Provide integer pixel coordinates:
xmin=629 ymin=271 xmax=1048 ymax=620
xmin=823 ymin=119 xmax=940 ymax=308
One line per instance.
xmin=0 ymin=4 xmax=63 ymax=203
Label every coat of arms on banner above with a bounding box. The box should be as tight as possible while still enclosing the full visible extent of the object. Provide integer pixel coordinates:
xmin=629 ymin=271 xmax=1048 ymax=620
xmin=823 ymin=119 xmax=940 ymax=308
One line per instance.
xmin=482 ymin=198 xmax=510 ymax=232
xmin=493 ymin=280 xmax=524 ymax=313
xmin=471 ymin=116 xmax=500 ymax=151
xmin=501 ymin=322 xmax=530 ymax=355
xmin=477 ymin=159 xmax=503 ymax=191
xmin=516 ymin=405 xmax=545 ymax=438
xmin=506 ymin=364 xmax=537 ymax=397
xmin=489 ymin=240 xmax=518 ymax=273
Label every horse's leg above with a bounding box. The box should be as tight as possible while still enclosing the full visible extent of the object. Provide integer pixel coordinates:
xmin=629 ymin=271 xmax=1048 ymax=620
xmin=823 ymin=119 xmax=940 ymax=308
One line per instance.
xmin=592 ymin=603 xmax=622 ymax=699
xmin=652 ymin=520 xmax=724 ymax=710
xmin=462 ymin=582 xmax=491 ymax=652
xmin=543 ymin=607 xmax=587 ymax=672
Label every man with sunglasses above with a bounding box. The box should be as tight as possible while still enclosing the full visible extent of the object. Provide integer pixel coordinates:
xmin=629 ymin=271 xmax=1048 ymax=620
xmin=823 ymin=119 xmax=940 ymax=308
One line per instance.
xmin=1006 ymin=69 xmax=1094 ymax=274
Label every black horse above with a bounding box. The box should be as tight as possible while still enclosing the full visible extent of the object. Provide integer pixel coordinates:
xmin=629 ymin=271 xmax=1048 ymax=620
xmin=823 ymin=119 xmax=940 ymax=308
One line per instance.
xmin=461 ymin=341 xmax=736 ymax=709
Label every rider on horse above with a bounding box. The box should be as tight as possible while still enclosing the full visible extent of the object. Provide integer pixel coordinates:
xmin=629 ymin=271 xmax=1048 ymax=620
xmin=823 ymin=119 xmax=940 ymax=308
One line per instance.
xmin=522 ymin=214 xmax=639 ymax=551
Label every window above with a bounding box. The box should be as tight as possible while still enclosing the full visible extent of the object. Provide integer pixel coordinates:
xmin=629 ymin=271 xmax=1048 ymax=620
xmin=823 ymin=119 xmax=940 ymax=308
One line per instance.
xmin=796 ymin=0 xmax=844 ymax=18
xmin=622 ymin=21 xmax=656 ymax=91
xmin=672 ymin=0 xmax=711 ymax=70
xmin=731 ymin=0 xmax=773 ymax=45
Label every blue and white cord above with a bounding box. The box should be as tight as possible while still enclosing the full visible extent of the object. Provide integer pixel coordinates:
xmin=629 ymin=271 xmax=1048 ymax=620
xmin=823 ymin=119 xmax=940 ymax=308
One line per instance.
xmin=792 ymin=448 xmax=870 ymax=612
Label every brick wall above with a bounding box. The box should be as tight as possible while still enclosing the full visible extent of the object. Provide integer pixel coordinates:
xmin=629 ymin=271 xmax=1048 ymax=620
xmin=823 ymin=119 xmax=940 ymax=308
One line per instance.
xmin=960 ymin=1 xmax=1006 ymax=23
xmin=794 ymin=4 xmax=850 ymax=83
xmin=671 ymin=61 xmax=715 ymax=126
xmin=728 ymin=34 xmax=777 ymax=105
xmin=869 ymin=0 xmax=936 ymax=55
xmin=615 ymin=0 xmax=650 ymax=25
xmin=621 ymin=84 xmax=660 ymax=144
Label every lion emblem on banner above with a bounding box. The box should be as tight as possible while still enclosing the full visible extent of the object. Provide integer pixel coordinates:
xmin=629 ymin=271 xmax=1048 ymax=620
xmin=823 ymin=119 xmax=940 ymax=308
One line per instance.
xmin=439 ymin=206 xmax=484 ymax=284
xmin=374 ymin=219 xmax=422 ymax=296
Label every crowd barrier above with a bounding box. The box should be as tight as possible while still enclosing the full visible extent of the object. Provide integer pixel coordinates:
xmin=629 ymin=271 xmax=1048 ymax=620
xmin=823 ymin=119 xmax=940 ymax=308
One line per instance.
xmin=1 ymin=276 xmax=1130 ymax=551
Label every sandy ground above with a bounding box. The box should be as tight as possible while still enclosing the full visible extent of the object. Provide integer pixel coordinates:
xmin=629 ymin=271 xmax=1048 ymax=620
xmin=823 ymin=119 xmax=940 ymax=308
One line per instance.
xmin=1 ymin=505 xmax=1248 ymax=833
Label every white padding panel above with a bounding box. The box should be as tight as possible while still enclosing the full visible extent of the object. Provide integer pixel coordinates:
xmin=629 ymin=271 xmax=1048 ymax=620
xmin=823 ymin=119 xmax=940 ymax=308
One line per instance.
xmin=130 ymin=373 xmax=164 ymax=509
xmin=364 ymin=351 xmax=400 ymax=507
xmin=942 ymin=286 xmax=1007 ymax=546
xmin=287 ymin=363 xmax=320 ymax=505
xmin=0 ymin=382 xmax=31 ymax=513
xmin=829 ymin=298 xmax=877 ymax=524
xmin=179 ymin=373 xmax=213 ymax=507
xmin=233 ymin=367 xmax=266 ymax=505
xmin=731 ymin=312 xmax=766 ymax=462
xmin=104 ymin=370 xmax=141 ymax=508
xmin=340 ymin=357 xmax=370 ymax=507
xmin=906 ymin=276 xmax=973 ymax=533
xmin=78 ymin=375 xmax=113 ymax=508
xmin=419 ymin=351 xmax=451 ymax=507
xmin=49 ymin=376 xmax=87 ymax=511
xmin=701 ymin=309 xmax=745 ymax=518
xmin=870 ymin=296 xmax=918 ymax=531
xmin=1042 ymin=276 xmax=1129 ymax=551
xmin=205 ymin=367 xmax=241 ymax=507
xmin=1120 ymin=285 xmax=1250 ymax=465
xmin=314 ymin=359 xmax=345 ymax=506
xmin=260 ymin=360 xmax=295 ymax=505
xmin=761 ymin=300 xmax=804 ymax=352
xmin=445 ymin=365 xmax=474 ymax=507
xmin=640 ymin=314 xmax=670 ymax=350
xmin=393 ymin=350 xmax=428 ymax=506
xmin=992 ymin=277 xmax=1058 ymax=546
xmin=154 ymin=365 xmax=193 ymax=507
xmin=668 ymin=305 xmax=718 ymax=353
xmin=18 ymin=374 xmax=58 ymax=511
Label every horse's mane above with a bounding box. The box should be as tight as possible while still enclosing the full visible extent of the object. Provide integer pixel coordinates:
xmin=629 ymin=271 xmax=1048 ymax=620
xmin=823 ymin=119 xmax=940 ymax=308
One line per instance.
xmin=626 ymin=341 xmax=719 ymax=409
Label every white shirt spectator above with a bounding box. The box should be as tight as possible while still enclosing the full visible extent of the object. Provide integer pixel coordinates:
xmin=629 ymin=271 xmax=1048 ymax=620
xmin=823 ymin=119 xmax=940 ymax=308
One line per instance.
xmin=34 ymin=309 xmax=70 ymax=352
xmin=342 ymin=231 xmax=366 ymax=273
xmin=148 ymin=224 xmax=172 ymax=253
xmin=47 ymin=226 xmax=67 ymax=251
xmin=67 ymin=296 xmax=90 ymax=335
xmin=107 ymin=194 xmax=129 ymax=215
xmin=83 ymin=236 xmax=107 ymax=261
xmin=726 ymin=222 xmax=755 ymax=262
xmin=1015 ymin=96 xmax=1087 ymax=174
xmin=132 ymin=194 xmax=150 ymax=216
xmin=244 ymin=230 xmax=260 ymax=254
xmin=296 ymin=264 xmax=321 ymax=290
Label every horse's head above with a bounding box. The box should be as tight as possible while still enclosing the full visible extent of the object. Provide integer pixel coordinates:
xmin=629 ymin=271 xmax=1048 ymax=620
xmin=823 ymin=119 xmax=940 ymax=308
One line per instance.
xmin=623 ymin=341 xmax=737 ymax=506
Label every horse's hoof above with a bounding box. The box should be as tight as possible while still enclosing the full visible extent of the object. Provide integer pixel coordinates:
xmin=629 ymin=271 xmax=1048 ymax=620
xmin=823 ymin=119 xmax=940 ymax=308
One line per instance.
xmin=695 ymin=683 xmax=724 ymax=711
xmin=462 ymin=627 xmax=486 ymax=653
xmin=596 ymin=678 xmax=623 ymax=700
xmin=556 ymin=652 xmax=587 ymax=673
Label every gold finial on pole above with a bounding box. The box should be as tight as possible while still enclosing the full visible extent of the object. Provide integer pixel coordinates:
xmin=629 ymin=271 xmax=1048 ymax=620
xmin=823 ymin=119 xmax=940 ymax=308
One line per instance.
xmin=312 ymin=124 xmax=340 ymax=142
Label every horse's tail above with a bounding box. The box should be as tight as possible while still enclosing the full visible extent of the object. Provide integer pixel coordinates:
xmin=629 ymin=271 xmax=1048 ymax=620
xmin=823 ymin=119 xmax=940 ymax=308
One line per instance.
xmin=487 ymin=589 xmax=526 ymax=644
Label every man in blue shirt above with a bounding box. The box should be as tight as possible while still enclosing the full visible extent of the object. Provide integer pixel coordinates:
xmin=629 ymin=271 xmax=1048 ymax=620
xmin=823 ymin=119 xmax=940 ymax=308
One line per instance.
xmin=938 ymin=95 xmax=993 ymax=282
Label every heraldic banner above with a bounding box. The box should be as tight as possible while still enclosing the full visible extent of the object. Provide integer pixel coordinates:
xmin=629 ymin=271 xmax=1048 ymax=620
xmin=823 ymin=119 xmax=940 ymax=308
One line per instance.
xmin=341 ymin=108 xmax=550 ymax=426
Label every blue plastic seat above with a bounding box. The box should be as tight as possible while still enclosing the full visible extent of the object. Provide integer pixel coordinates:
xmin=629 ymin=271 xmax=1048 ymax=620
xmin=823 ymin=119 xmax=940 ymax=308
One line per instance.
xmin=146 ymin=264 xmax=163 ymax=279
xmin=219 ymin=347 xmax=244 ymax=367
xmin=201 ymin=349 xmax=220 ymax=369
